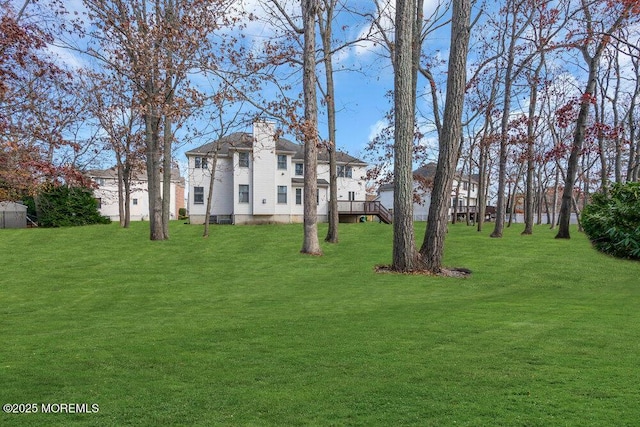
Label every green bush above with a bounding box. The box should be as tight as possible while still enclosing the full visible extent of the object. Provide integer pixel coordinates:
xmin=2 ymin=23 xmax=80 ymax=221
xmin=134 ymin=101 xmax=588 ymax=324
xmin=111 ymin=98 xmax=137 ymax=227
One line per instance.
xmin=35 ymin=184 xmax=111 ymax=227
xmin=178 ymin=207 xmax=188 ymax=220
xmin=582 ymin=182 xmax=640 ymax=260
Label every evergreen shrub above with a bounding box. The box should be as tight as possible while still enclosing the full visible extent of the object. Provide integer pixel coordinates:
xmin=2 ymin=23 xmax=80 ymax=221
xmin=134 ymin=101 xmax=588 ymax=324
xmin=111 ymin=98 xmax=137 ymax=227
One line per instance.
xmin=35 ymin=184 xmax=111 ymax=227
xmin=582 ymin=182 xmax=640 ymax=260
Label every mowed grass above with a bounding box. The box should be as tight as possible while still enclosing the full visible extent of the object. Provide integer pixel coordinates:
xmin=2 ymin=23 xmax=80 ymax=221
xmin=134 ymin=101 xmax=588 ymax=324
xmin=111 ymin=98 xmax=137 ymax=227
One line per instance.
xmin=1 ymin=220 xmax=640 ymax=426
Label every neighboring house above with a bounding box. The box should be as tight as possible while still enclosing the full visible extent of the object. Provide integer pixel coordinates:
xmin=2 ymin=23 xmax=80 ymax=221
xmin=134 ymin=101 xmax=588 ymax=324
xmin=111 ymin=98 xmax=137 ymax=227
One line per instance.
xmin=185 ymin=121 xmax=374 ymax=225
xmin=0 ymin=201 xmax=27 ymax=229
xmin=88 ymin=167 xmax=185 ymax=222
xmin=377 ymin=162 xmax=479 ymax=222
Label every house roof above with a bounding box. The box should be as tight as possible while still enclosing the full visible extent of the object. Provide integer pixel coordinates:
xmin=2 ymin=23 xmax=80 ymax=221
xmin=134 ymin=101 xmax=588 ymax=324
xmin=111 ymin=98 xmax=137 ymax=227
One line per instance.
xmin=377 ymin=162 xmax=478 ymax=193
xmin=185 ymin=132 xmax=367 ymax=166
xmin=87 ymin=167 xmax=184 ymax=184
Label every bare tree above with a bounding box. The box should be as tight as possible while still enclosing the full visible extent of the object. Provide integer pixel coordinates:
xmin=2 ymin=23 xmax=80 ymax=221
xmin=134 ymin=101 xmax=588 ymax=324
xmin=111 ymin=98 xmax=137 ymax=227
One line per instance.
xmin=318 ymin=0 xmax=340 ymax=243
xmin=391 ymin=0 xmax=419 ymax=271
xmin=556 ymin=0 xmax=637 ymax=239
xmin=418 ymin=0 xmax=471 ymax=273
xmin=1 ymin=0 xmax=94 ymax=200
xmin=301 ymin=0 xmax=323 ymax=255
xmin=80 ymin=0 xmax=239 ymax=240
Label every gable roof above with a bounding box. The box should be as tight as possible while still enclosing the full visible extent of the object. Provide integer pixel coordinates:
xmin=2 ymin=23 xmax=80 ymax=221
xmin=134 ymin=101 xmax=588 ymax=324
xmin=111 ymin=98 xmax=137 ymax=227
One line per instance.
xmin=377 ymin=162 xmax=477 ymax=192
xmin=185 ymin=132 xmax=366 ymax=166
xmin=87 ymin=167 xmax=184 ymax=184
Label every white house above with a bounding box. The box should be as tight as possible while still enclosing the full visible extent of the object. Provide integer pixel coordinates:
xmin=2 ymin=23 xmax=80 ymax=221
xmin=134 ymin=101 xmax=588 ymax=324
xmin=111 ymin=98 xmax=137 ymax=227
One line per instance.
xmin=186 ymin=121 xmax=371 ymax=225
xmin=88 ymin=167 xmax=185 ymax=222
xmin=377 ymin=163 xmax=479 ymax=222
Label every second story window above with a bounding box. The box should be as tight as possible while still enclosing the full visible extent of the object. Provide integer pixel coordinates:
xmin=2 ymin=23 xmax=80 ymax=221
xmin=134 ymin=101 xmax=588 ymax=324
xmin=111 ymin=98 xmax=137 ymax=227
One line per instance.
xmin=337 ymin=165 xmax=353 ymax=178
xmin=239 ymin=152 xmax=250 ymax=167
xmin=195 ymin=156 xmax=208 ymax=169
xmin=277 ymin=155 xmax=287 ymax=170
xmin=295 ymin=163 xmax=303 ymax=176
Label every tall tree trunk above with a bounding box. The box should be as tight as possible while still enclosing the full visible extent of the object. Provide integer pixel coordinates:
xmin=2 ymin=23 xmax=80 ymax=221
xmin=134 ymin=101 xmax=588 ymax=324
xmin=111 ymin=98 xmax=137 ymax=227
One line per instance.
xmin=550 ymin=167 xmax=559 ymax=229
xmin=419 ymin=0 xmax=471 ymax=273
xmin=536 ymin=167 xmax=544 ymax=225
xmin=145 ymin=107 xmax=164 ymax=240
xmin=612 ymin=52 xmax=623 ymax=184
xmin=522 ymin=56 xmax=543 ymax=235
xmin=391 ymin=0 xmax=418 ymax=271
xmin=507 ymin=163 xmax=523 ymax=227
xmin=301 ymin=0 xmax=322 ymax=256
xmin=203 ymin=148 xmax=219 ymax=238
xmin=123 ymin=163 xmax=131 ymax=229
xmin=161 ymin=0 xmax=175 ymax=240
xmin=556 ymin=56 xmax=599 ymax=239
xmin=491 ymin=8 xmax=518 ymax=239
xmin=162 ymin=114 xmax=172 ymax=239
xmin=626 ymin=56 xmax=639 ymax=181
xmin=556 ymin=1 xmax=632 ymax=238
xmin=466 ymin=147 xmax=474 ymax=226
xmin=476 ymin=140 xmax=488 ymax=232
xmin=319 ymin=0 xmax=339 ymax=243
xmin=116 ymin=158 xmax=125 ymax=227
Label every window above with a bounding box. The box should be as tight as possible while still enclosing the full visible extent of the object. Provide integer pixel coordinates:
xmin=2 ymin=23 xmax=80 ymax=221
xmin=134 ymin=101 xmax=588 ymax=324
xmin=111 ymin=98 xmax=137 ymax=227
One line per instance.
xmin=194 ymin=187 xmax=204 ymax=204
xmin=337 ymin=165 xmax=353 ymax=178
xmin=277 ymin=155 xmax=287 ymax=170
xmin=132 ymin=198 xmax=138 ymax=206
xmin=194 ymin=156 xmax=208 ymax=169
xmin=463 ymin=182 xmax=468 ymax=191
xmin=348 ymin=191 xmax=356 ymax=201
xmin=239 ymin=185 xmax=249 ymax=203
xmin=296 ymin=188 xmax=302 ymax=205
xmin=295 ymin=163 xmax=304 ymax=176
xmin=239 ymin=152 xmax=249 ymax=167
xmin=96 ymin=178 xmax=105 ymax=186
xmin=277 ymin=186 xmax=287 ymax=204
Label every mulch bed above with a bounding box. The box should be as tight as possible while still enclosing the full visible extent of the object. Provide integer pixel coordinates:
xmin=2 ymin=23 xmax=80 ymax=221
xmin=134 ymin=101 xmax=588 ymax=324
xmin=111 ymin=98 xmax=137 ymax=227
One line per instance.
xmin=374 ymin=265 xmax=472 ymax=278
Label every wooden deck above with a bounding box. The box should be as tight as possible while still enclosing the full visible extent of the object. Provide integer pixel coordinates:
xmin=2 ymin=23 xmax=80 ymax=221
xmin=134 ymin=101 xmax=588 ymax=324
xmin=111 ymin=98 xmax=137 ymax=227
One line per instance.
xmin=337 ymin=201 xmax=392 ymax=224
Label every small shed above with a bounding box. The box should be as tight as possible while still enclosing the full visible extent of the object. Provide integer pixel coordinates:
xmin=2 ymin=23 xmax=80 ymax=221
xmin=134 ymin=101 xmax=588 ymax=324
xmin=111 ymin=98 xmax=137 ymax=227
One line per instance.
xmin=0 ymin=201 xmax=28 ymax=229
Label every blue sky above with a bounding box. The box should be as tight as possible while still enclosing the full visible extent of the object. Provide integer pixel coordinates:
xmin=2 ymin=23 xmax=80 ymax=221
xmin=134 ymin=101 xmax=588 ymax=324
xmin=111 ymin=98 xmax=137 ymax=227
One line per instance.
xmin=233 ymin=0 xmax=452 ymax=161
xmin=16 ymin=0 xmax=452 ymax=167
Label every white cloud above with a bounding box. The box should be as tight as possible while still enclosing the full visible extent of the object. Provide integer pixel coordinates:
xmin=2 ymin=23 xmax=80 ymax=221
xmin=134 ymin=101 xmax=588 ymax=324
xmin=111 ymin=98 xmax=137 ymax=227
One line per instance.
xmin=46 ymin=43 xmax=86 ymax=70
xmin=368 ymin=119 xmax=389 ymax=142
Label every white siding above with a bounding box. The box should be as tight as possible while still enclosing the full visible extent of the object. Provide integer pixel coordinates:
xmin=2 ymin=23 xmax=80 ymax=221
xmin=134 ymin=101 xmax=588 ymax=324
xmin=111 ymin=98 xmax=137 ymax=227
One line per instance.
xmin=94 ymin=178 xmax=178 ymax=221
xmin=252 ymin=121 xmax=277 ymax=215
xmin=188 ymin=156 xmax=234 ymax=223
xmin=186 ymin=121 xmax=369 ymax=224
xmin=233 ymin=153 xmax=252 ymax=216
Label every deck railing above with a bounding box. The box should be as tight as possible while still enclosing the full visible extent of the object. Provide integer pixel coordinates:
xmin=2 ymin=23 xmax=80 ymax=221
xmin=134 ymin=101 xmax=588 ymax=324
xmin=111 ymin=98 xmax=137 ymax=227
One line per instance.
xmin=337 ymin=200 xmax=392 ymax=223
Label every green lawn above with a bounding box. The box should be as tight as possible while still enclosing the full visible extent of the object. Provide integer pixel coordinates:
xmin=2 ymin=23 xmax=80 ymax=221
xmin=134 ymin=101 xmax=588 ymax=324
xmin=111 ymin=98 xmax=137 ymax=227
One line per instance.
xmin=1 ymin=221 xmax=639 ymax=426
